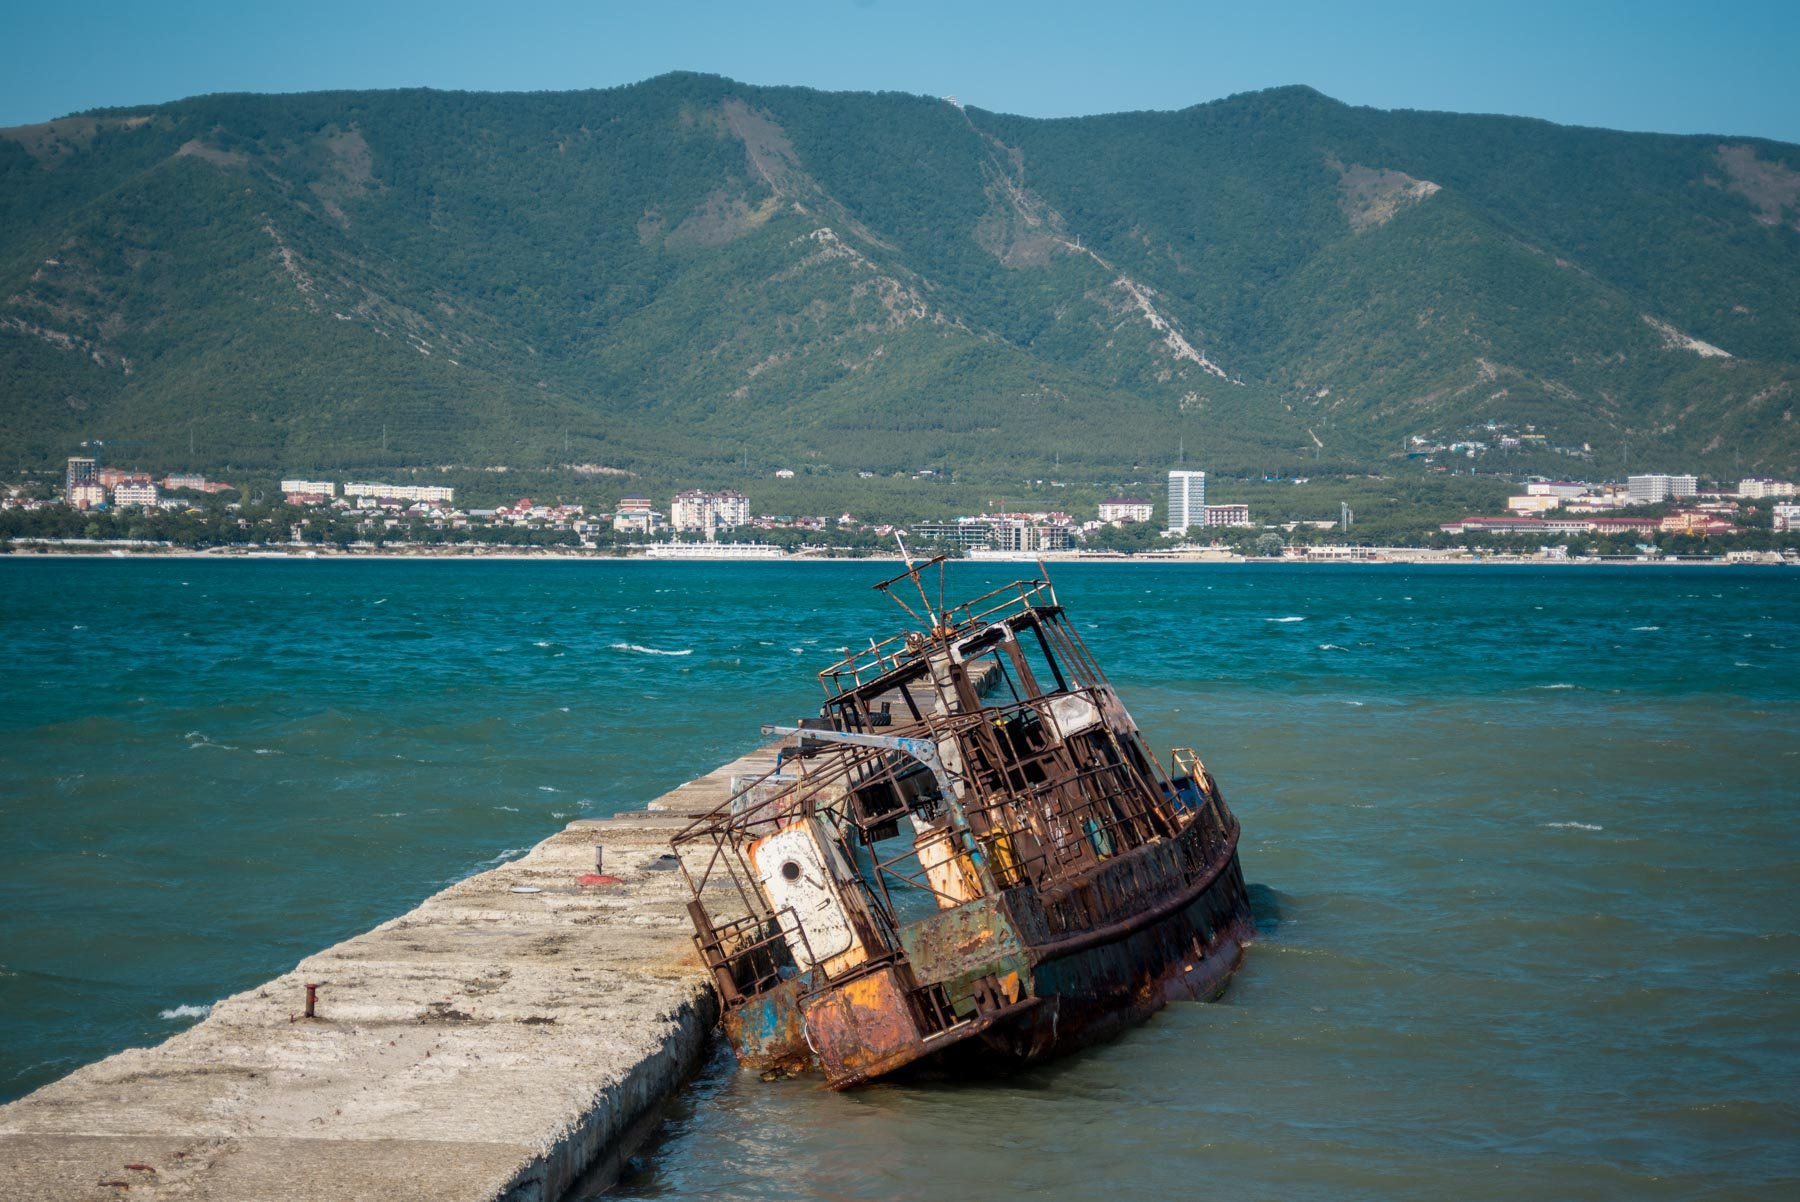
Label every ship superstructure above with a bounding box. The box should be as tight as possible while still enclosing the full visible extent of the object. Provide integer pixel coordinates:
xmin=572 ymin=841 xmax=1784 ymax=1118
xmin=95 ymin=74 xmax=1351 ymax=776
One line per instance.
xmin=674 ymin=557 xmax=1253 ymax=1088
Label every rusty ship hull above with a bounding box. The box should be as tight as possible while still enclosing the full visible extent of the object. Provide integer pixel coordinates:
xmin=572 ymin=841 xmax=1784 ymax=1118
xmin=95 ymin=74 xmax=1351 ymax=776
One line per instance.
xmin=814 ymin=828 xmax=1255 ymax=1087
xmin=676 ymin=561 xmax=1255 ymax=1089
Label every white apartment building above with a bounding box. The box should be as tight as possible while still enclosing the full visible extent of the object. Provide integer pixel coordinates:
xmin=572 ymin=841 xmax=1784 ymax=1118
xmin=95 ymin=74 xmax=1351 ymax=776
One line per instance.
xmin=714 ymin=490 xmax=749 ymax=529
xmin=111 ymin=481 xmax=160 ymax=508
xmin=611 ymin=498 xmax=660 ymax=534
xmin=1167 ymin=470 xmax=1206 ymax=534
xmin=912 ymin=519 xmax=993 ymax=548
xmin=988 ymin=518 xmax=1074 ymax=553
xmin=670 ymin=490 xmax=750 ymax=539
xmin=644 ymin=542 xmax=784 ymax=559
xmin=343 ymin=482 xmax=454 ymax=503
xmin=1526 ymin=481 xmax=1589 ymax=499
xmin=1626 ymin=474 xmax=1698 ymax=504
xmin=1739 ymin=478 xmax=1797 ymax=499
xmin=280 ymin=479 xmax=338 ymax=497
xmin=1202 ymin=503 xmax=1251 ymax=527
xmin=1098 ymin=497 xmax=1154 ymax=524
xmin=67 ymin=482 xmax=107 ymax=510
xmin=1774 ymin=502 xmax=1800 ymax=534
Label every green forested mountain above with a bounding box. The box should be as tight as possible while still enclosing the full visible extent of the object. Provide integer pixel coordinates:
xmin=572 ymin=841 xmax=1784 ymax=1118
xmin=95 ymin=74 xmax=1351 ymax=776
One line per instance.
xmin=2 ymin=74 xmax=1797 ymax=482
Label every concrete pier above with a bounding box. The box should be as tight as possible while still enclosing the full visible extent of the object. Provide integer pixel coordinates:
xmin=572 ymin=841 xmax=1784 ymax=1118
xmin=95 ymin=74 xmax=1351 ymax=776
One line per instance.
xmin=0 ymin=745 xmax=784 ymax=1201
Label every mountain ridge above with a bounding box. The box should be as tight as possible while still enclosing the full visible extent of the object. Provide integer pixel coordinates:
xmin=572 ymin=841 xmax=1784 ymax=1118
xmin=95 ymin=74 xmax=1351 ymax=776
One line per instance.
xmin=3 ymin=74 xmax=1796 ymax=481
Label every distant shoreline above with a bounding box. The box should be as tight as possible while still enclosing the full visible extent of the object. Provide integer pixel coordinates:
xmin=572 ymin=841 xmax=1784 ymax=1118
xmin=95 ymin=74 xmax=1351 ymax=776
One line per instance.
xmin=3 ymin=543 xmax=1792 ymax=568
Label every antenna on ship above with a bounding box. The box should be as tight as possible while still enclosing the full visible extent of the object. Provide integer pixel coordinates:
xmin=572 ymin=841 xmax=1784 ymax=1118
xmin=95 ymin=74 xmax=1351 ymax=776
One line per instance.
xmin=895 ymin=533 xmax=940 ymax=629
xmin=874 ymin=534 xmax=950 ymax=637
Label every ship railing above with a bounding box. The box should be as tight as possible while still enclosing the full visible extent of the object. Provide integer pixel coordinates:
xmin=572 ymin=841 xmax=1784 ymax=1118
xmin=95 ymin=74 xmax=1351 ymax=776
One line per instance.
xmin=940 ymin=687 xmax=1174 ymax=872
xmin=817 ymin=577 xmax=1057 ymax=695
xmin=674 ymin=739 xmax=870 ymax=931
xmin=936 ymin=576 xmax=1058 ymax=636
xmin=860 ymin=825 xmax=999 ymax=912
xmin=680 ymin=687 xmax=1201 ymax=963
xmin=692 ymin=907 xmax=802 ymax=1007
xmin=989 ymin=758 xmax=1163 ymax=875
xmin=674 ymin=735 xmax=964 ymax=968
xmin=692 ymin=899 xmax=895 ymax=1009
xmin=1168 ymin=747 xmax=1237 ymax=862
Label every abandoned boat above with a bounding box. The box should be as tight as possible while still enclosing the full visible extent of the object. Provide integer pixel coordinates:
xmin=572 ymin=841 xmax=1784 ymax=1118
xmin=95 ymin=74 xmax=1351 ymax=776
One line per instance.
xmin=673 ymin=557 xmax=1254 ymax=1089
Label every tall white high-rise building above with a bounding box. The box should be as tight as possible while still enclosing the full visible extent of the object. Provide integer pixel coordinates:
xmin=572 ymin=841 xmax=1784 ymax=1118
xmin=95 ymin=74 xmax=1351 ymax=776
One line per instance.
xmin=1626 ymin=474 xmax=1697 ymax=505
xmin=671 ymin=489 xmax=750 ymax=540
xmin=1168 ymin=470 xmax=1206 ymax=533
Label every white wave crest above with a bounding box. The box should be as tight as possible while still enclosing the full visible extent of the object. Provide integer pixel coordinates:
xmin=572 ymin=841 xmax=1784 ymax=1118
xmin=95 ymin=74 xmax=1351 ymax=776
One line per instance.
xmin=1266 ymin=616 xmax=1306 ymax=623
xmin=1632 ymin=625 xmax=1661 ymax=632
xmin=160 ymin=1003 xmax=213 ymax=1020
xmin=1543 ymin=821 xmax=1604 ymax=831
xmin=1533 ymin=684 xmax=1577 ymax=690
xmin=609 ymin=642 xmax=692 ymax=657
xmin=1318 ymin=643 xmax=1346 ymax=651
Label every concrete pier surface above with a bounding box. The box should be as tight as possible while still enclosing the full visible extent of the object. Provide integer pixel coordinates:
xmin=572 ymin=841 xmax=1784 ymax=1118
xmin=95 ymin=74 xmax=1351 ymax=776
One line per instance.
xmin=0 ymin=746 xmax=785 ymax=1202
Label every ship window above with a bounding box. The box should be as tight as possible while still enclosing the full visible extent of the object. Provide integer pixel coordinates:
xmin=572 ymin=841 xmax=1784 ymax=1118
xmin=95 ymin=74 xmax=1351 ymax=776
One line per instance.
xmin=1029 ymin=623 xmax=1073 ymax=691
xmin=974 ymin=649 xmax=1023 ymax=706
xmin=781 ymin=861 xmax=802 ymax=882
xmin=1009 ymin=623 xmax=1068 ymax=698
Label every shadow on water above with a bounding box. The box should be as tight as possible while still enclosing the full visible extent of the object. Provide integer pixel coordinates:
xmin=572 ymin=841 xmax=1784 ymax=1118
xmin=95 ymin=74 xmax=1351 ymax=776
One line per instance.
xmin=595 ymin=1040 xmax=738 ymax=1200
xmin=1246 ymin=881 xmax=1289 ymax=938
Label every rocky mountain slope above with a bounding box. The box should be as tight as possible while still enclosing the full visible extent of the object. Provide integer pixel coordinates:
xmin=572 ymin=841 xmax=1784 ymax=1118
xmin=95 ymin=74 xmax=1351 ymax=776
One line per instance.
xmin=2 ymin=74 xmax=1796 ymax=478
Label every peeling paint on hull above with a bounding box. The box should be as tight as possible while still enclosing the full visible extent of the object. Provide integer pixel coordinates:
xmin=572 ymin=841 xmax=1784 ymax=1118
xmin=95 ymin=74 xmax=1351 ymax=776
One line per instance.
xmin=676 ymin=565 xmax=1258 ymax=1092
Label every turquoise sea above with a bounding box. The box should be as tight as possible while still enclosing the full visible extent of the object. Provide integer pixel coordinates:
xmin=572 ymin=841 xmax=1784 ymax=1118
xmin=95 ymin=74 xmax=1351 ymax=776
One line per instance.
xmin=2 ymin=560 xmax=1796 ymax=1199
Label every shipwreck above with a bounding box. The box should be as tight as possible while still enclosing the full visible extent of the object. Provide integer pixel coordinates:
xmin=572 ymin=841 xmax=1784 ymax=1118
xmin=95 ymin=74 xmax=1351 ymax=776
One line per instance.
xmin=674 ymin=557 xmax=1254 ymax=1088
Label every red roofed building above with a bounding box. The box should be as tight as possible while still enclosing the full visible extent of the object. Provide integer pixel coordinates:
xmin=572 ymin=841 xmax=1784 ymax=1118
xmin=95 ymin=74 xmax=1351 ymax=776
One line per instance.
xmin=1660 ymin=511 xmax=1737 ymax=536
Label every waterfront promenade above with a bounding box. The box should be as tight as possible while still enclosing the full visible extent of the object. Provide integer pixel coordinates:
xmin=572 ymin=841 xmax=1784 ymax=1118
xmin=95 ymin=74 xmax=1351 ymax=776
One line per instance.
xmin=0 ymin=744 xmax=785 ymax=1201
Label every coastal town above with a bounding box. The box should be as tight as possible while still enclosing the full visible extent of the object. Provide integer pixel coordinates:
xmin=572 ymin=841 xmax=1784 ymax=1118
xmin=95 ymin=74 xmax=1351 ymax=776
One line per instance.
xmin=1 ymin=452 xmax=1796 ymax=563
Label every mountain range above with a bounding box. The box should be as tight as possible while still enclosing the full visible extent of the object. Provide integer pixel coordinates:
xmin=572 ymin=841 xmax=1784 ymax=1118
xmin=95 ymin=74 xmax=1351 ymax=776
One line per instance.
xmin=3 ymin=73 xmax=1797 ymax=483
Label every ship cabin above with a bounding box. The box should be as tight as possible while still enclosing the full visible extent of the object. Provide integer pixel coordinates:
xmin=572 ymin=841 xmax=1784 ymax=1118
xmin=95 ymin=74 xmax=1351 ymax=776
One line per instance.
xmin=674 ymin=569 xmax=1239 ymax=1084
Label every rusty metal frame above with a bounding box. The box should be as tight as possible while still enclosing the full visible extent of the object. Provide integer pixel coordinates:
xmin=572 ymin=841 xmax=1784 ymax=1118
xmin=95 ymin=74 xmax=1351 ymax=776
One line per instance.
xmin=674 ymin=564 xmax=1253 ymax=1088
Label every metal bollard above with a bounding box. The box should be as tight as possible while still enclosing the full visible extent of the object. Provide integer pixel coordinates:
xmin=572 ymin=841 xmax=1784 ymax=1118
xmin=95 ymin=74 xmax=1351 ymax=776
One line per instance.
xmin=304 ymin=982 xmax=318 ymax=1019
xmin=594 ymin=845 xmax=604 ymax=873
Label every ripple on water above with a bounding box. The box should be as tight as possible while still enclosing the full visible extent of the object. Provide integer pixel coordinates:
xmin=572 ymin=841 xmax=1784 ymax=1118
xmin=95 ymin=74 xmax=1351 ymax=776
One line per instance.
xmin=2 ymin=560 xmax=1796 ymax=1197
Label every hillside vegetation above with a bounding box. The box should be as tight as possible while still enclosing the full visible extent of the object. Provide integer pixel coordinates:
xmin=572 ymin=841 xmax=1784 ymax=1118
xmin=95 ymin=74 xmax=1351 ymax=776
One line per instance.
xmin=2 ymin=75 xmax=1797 ymax=484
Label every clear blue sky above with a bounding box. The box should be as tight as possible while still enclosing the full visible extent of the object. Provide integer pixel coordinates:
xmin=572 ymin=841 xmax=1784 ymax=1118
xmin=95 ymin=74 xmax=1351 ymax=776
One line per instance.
xmin=4 ymin=0 xmax=1797 ymax=143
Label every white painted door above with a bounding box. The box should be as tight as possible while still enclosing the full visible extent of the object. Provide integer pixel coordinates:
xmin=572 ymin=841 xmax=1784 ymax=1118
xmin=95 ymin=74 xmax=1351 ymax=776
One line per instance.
xmin=750 ymin=820 xmax=857 ymax=970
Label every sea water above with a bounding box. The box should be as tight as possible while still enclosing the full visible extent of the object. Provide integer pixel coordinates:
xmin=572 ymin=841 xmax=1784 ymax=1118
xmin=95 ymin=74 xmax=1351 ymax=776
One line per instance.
xmin=1 ymin=560 xmax=1795 ymax=1199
